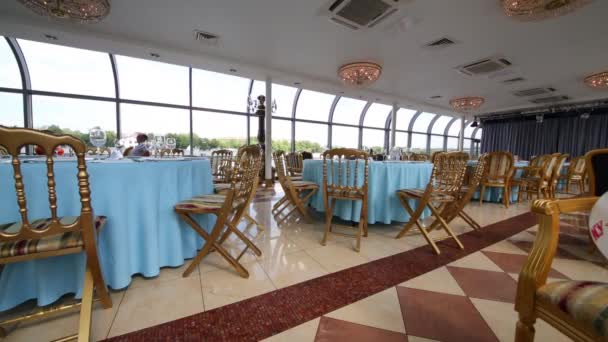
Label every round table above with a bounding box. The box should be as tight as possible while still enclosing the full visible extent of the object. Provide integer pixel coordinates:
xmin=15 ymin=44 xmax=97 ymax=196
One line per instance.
xmin=0 ymin=158 xmax=215 ymax=310
xmin=302 ymin=160 xmax=434 ymax=224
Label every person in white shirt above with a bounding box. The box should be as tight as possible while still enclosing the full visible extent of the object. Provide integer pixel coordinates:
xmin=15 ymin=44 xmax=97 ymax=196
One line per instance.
xmin=131 ymin=134 xmax=150 ymax=157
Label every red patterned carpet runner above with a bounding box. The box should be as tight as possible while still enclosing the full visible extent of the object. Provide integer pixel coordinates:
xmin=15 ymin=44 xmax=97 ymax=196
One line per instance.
xmin=105 ymin=212 xmax=537 ymax=342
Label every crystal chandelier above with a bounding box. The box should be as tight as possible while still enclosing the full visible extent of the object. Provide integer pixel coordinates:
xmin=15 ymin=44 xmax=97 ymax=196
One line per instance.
xmin=584 ymin=71 xmax=608 ymax=89
xmin=338 ymin=62 xmax=382 ymax=87
xmin=450 ymin=97 xmax=485 ymax=113
xmin=16 ymin=0 xmax=111 ymax=23
xmin=501 ymin=0 xmax=593 ymax=21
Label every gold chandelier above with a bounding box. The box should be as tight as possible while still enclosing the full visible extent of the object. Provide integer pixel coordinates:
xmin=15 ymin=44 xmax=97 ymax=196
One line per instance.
xmin=585 ymin=72 xmax=608 ymax=89
xmin=450 ymin=97 xmax=485 ymax=113
xmin=338 ymin=62 xmax=382 ymax=87
xmin=17 ymin=0 xmax=111 ymax=23
xmin=501 ymin=0 xmax=593 ymax=21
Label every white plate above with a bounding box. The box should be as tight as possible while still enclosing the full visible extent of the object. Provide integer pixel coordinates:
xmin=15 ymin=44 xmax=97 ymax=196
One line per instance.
xmin=589 ymin=192 xmax=608 ymax=258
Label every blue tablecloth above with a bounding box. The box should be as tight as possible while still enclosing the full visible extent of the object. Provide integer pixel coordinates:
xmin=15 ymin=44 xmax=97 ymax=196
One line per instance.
xmin=468 ymin=160 xmax=529 ymax=203
xmin=0 ymin=159 xmax=215 ymax=311
xmin=302 ymin=160 xmax=434 ymax=224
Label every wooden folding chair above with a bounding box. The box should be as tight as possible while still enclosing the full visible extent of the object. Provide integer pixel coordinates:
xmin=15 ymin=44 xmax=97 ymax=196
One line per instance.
xmin=0 ymin=126 xmax=112 ymax=342
xmin=272 ymin=151 xmax=318 ymax=224
xmin=320 ymin=148 xmax=370 ymax=252
xmin=285 ymin=152 xmax=304 ymax=180
xmin=558 ymin=156 xmax=586 ymax=195
xmin=428 ymin=153 xmax=489 ymax=232
xmin=520 ymin=153 xmax=560 ymax=201
xmin=395 ymin=152 xmax=469 ymax=255
xmin=479 ymin=151 xmax=515 ymax=208
xmin=175 ymin=145 xmax=263 ymax=278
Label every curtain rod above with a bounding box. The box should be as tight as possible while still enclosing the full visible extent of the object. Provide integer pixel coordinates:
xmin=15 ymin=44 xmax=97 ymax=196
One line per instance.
xmin=478 ymin=98 xmax=608 ymax=122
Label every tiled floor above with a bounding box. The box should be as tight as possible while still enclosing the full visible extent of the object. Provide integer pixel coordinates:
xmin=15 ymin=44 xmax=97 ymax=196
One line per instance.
xmin=1 ymin=186 xmax=603 ymax=341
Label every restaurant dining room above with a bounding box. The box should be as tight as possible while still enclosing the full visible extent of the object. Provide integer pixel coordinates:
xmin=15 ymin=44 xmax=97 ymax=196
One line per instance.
xmin=1 ymin=1 xmax=608 ymax=341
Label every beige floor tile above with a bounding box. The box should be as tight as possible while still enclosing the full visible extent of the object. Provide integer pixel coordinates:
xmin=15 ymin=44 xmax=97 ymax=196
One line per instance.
xmin=201 ymin=261 xmax=276 ymax=310
xmin=483 ymin=240 xmax=528 ymax=255
xmin=108 ymin=276 xmax=204 ymax=338
xmin=130 ymin=262 xmax=198 ymax=289
xmin=353 ymin=236 xmax=407 ymax=261
xmin=305 ymin=243 xmax=370 ymax=273
xmin=448 ymin=251 xmax=503 ymax=272
xmin=261 ymin=317 xmax=320 ymax=342
xmin=198 ymin=247 xmax=259 ymax=274
xmin=508 ymin=273 xmax=565 ymax=284
xmin=407 ymin=336 xmax=441 ymax=342
xmin=260 ymin=250 xmax=328 ymax=288
xmin=251 ymin=235 xmax=304 ymax=261
xmin=400 ymin=266 xmax=465 ymax=296
xmin=325 ymin=287 xmax=405 ymax=333
xmin=470 ymin=298 xmax=571 ymax=342
xmin=551 ymin=258 xmax=608 ymax=282
xmin=4 ymin=291 xmax=124 ymax=342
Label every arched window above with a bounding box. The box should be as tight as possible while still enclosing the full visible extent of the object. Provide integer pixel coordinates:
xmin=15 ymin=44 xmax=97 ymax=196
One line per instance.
xmin=412 ymin=112 xmax=436 ymax=133
xmin=362 ymin=128 xmax=385 ymax=152
xmin=396 ymin=108 xmax=417 ymax=131
xmin=363 ymin=103 xmax=391 ymax=128
xmin=121 ymin=104 xmax=189 ymax=140
xmin=332 ymin=97 xmax=366 ymax=125
xmin=295 ymin=121 xmax=327 ymax=153
xmin=19 ymin=39 xmax=114 ymax=97
xmin=193 ymin=110 xmax=248 ymax=155
xmin=0 ymin=37 xmax=21 ymax=89
xmin=430 ymin=116 xmax=452 ymax=134
xmin=332 ymin=126 xmax=359 ymax=148
xmin=1 ymin=93 xmax=24 ymax=127
xmin=295 ymin=90 xmax=334 ymax=122
xmin=447 ymin=119 xmax=462 ymax=137
xmin=272 ymin=118 xmax=292 ymax=152
xmin=192 ymin=68 xmax=250 ymax=112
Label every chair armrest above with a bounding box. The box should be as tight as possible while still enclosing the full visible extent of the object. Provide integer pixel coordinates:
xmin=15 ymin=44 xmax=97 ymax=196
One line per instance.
xmin=515 ymin=197 xmax=599 ymax=316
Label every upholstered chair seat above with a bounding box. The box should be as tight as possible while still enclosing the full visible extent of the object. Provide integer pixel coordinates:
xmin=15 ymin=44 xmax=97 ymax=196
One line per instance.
xmin=397 ymin=188 xmax=456 ymax=202
xmin=536 ymin=281 xmax=608 ymax=338
xmin=175 ymin=194 xmax=244 ymax=213
xmin=291 ymin=180 xmax=318 ymax=188
xmin=0 ymin=216 xmax=107 ymax=258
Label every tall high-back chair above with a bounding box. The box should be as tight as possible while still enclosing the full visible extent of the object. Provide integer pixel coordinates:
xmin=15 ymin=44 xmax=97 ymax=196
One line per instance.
xmin=0 ymin=126 xmax=112 ymax=341
xmin=520 ymin=153 xmax=560 ymax=201
xmin=210 ymin=149 xmax=233 ymax=181
xmin=321 ymin=148 xmax=370 ymax=252
xmin=548 ymin=154 xmax=568 ymax=198
xmin=513 ymin=150 xmax=608 ymax=341
xmin=479 ymin=151 xmax=515 ymax=208
xmin=396 ymin=152 xmax=469 ymax=255
xmin=272 ymin=151 xmax=318 ymax=224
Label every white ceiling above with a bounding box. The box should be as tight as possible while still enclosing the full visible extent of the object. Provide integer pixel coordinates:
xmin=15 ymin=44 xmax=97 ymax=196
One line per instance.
xmin=0 ymin=0 xmax=607 ymax=118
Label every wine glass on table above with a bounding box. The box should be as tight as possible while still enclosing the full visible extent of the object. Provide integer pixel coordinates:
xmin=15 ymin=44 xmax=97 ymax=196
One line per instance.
xmin=405 ymin=147 xmax=412 ymax=160
xmin=155 ymin=135 xmax=165 ymax=157
xmin=89 ymin=127 xmax=107 ymax=157
xmin=166 ymin=137 xmax=177 ymax=157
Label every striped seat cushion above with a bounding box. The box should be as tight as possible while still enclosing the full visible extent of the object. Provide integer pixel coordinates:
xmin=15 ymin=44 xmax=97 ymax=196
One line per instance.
xmin=175 ymin=194 xmax=228 ymax=212
xmin=291 ymin=180 xmax=318 ymax=188
xmin=537 ymin=281 xmax=608 ymax=337
xmin=327 ymin=188 xmax=364 ymax=198
xmin=397 ymin=189 xmax=455 ymax=202
xmin=0 ymin=216 xmax=107 ymax=258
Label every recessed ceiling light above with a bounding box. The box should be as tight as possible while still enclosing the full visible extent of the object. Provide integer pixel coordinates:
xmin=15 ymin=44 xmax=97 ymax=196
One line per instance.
xmin=229 ymin=68 xmax=237 ymax=73
xmin=429 ymin=95 xmax=442 ymax=99
xmin=375 ymin=98 xmax=381 ymax=101
xmin=293 ymin=82 xmax=301 ymax=86
xmin=149 ymin=53 xmax=160 ymax=58
xmin=339 ymin=91 xmax=344 ymax=94
xmin=44 ymin=34 xmax=58 ymax=40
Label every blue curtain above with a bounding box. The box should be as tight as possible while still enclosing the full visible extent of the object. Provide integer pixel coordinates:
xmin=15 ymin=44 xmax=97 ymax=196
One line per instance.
xmin=481 ymin=110 xmax=608 ymax=159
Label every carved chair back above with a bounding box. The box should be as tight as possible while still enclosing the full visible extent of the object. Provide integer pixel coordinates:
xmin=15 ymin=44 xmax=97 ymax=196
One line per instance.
xmin=322 ymin=148 xmax=369 ymax=199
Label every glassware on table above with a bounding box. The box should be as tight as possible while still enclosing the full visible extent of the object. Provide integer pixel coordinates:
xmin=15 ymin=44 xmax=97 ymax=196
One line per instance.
xmin=89 ymin=127 xmax=107 ymax=155
xmin=166 ymin=137 xmax=177 ymax=157
xmin=405 ymin=147 xmax=412 ymax=160
xmin=154 ymin=135 xmax=165 ymax=157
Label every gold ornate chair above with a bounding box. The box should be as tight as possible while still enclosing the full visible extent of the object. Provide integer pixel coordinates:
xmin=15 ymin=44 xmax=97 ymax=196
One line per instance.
xmin=410 ymin=153 xmax=430 ymax=161
xmin=210 ymin=149 xmax=234 ymax=183
xmin=122 ymin=146 xmax=133 ymax=156
xmin=520 ymin=153 xmax=561 ymax=201
xmin=321 ymin=148 xmax=370 ymax=252
xmin=395 ymin=152 xmax=469 ymax=255
xmin=512 ymin=155 xmax=549 ymax=202
xmin=558 ymin=156 xmax=586 ymax=195
xmin=514 ymin=148 xmax=608 ymax=342
xmin=285 ymin=152 xmax=304 ymax=180
xmin=175 ymin=145 xmax=263 ymax=278
xmin=0 ymin=126 xmax=112 ymax=341
xmin=479 ymin=151 xmax=515 ymax=208
xmin=272 ymin=151 xmax=319 ymax=224
xmin=429 ymin=153 xmax=489 ymax=232
xmin=548 ymin=154 xmax=569 ymax=198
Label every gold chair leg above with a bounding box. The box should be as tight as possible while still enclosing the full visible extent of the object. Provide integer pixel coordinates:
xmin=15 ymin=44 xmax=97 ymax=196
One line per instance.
xmin=293 ymin=188 xmax=316 ymax=223
xmin=459 ymin=210 xmax=482 ymax=230
xmin=77 ymin=267 xmax=94 ymax=342
xmin=504 ymin=186 xmax=510 ymax=208
xmin=244 ymin=213 xmax=264 ymax=230
xmin=396 ymin=195 xmax=417 ymax=239
xmin=515 ymin=315 xmax=536 ymax=342
xmin=428 ymin=203 xmax=464 ymax=250
xmin=178 ymin=212 xmax=249 ymax=278
xmin=479 ymin=184 xmax=486 ymax=205
xmin=321 ymin=198 xmax=336 ymax=246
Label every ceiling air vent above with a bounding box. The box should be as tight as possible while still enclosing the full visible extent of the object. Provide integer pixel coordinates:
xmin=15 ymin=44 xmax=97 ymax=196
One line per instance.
xmin=193 ymin=30 xmax=220 ymax=45
xmin=502 ymin=77 xmax=526 ymax=84
xmin=321 ymin=0 xmax=408 ymax=31
xmin=530 ymin=95 xmax=569 ymax=104
xmin=424 ymin=37 xmax=455 ymax=48
xmin=513 ymin=87 xmax=556 ymax=97
xmin=457 ymin=57 xmax=512 ymax=76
